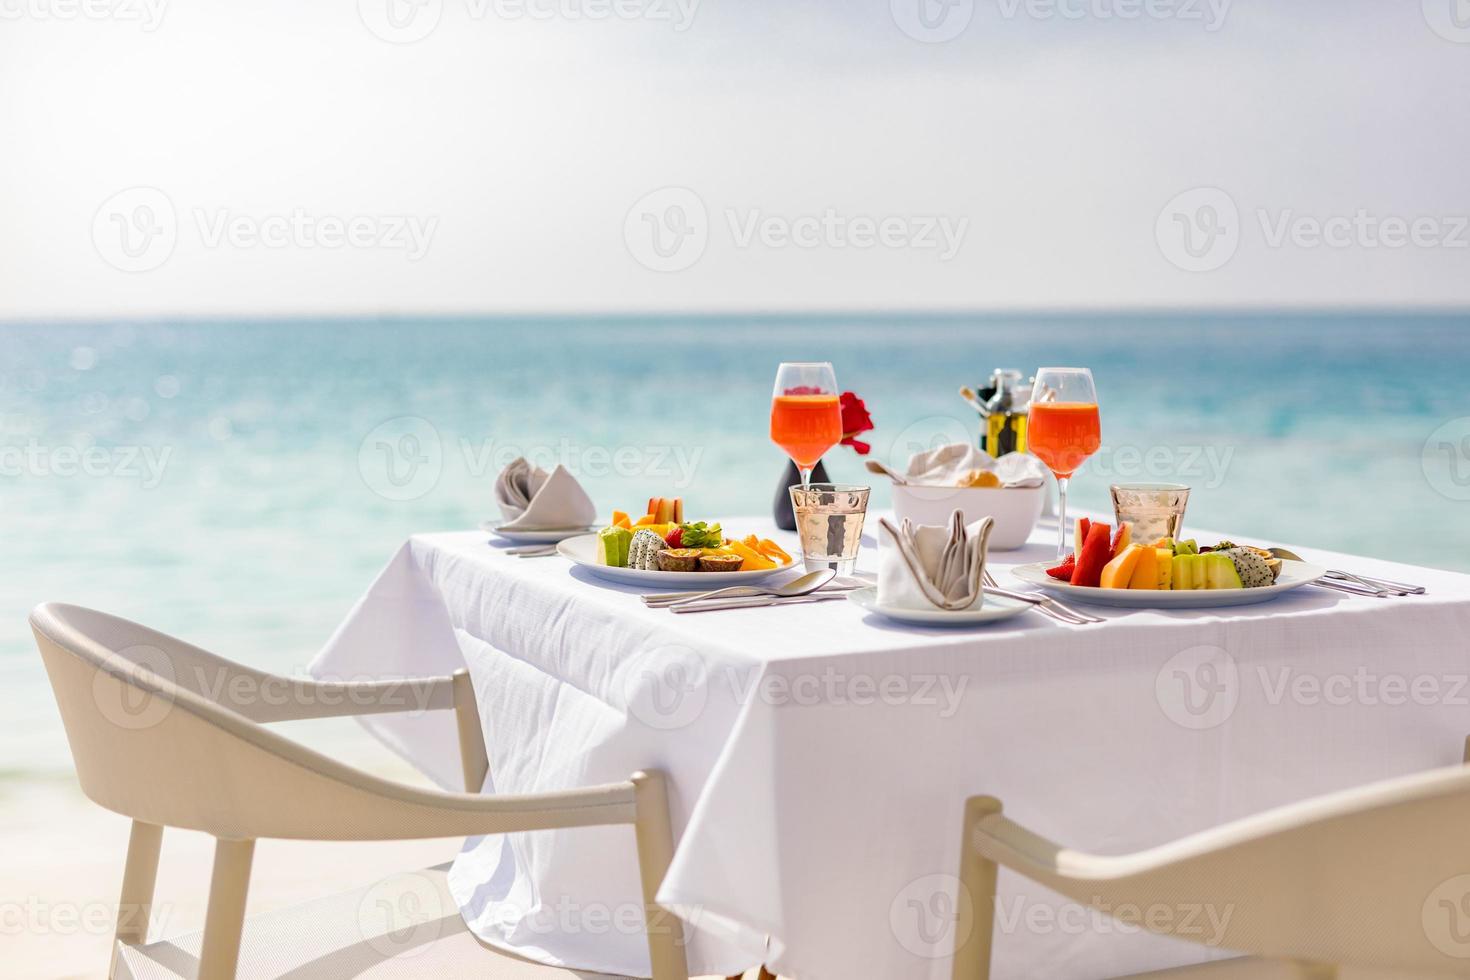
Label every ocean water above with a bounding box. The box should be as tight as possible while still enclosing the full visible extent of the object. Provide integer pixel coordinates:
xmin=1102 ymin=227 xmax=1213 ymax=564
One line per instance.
xmin=4 ymin=313 xmax=1469 ymax=779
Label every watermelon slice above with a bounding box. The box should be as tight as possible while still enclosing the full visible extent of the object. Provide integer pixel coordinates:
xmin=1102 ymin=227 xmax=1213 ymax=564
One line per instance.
xmin=1046 ymin=553 xmax=1076 ymax=580
xmin=1070 ymin=522 xmax=1113 ymax=588
xmin=1110 ymin=522 xmax=1132 ymax=559
xmin=1074 ymin=517 xmax=1091 ymax=553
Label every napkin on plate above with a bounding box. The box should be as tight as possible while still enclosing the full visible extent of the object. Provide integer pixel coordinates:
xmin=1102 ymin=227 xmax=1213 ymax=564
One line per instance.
xmin=494 ymin=458 xmax=597 ymax=530
xmin=904 ymin=443 xmax=1047 ymax=489
xmin=877 ymin=511 xmax=995 ymax=611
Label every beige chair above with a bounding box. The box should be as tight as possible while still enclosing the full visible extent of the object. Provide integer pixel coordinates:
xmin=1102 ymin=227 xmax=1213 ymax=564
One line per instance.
xmin=951 ymin=765 xmax=1470 ymax=980
xmin=31 ymin=602 xmax=690 ymax=980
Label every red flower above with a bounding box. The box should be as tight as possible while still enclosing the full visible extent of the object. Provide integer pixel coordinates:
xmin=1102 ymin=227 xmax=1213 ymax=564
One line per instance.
xmin=839 ymin=391 xmax=874 ymax=455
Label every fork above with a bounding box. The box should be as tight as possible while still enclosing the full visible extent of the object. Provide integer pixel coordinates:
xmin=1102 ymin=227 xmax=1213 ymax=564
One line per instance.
xmin=1311 ymin=577 xmax=1400 ymax=599
xmin=1324 ymin=571 xmax=1422 ymax=596
xmin=983 ymin=569 xmax=1104 ymax=625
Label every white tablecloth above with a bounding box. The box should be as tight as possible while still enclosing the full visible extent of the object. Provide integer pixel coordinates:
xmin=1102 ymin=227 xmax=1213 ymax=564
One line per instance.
xmin=311 ymin=517 xmax=1470 ymax=979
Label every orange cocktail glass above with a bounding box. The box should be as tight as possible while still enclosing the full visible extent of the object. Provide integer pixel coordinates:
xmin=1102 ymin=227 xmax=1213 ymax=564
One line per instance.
xmin=1028 ymin=368 xmax=1101 ymax=558
xmin=770 ymin=363 xmax=841 ymax=486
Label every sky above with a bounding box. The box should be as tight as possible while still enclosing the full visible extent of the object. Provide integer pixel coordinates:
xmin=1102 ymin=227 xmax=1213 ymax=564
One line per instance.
xmin=1 ymin=0 xmax=1468 ymax=317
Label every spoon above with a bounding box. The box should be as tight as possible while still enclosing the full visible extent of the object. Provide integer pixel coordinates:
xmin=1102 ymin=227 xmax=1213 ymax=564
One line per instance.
xmin=864 ymin=459 xmax=909 ymax=485
xmin=660 ymin=568 xmax=837 ymax=608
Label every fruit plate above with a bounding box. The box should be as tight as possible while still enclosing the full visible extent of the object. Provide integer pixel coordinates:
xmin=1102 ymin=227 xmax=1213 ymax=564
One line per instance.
xmin=556 ymin=533 xmax=797 ymax=587
xmin=847 ymin=588 xmax=1033 ymax=626
xmin=480 ymin=521 xmax=598 ymax=543
xmin=1009 ymin=559 xmax=1328 ymax=608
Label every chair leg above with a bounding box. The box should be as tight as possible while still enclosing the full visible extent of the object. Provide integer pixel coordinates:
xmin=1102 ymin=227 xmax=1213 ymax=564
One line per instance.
xmin=110 ymin=820 xmax=163 ymax=977
xmin=198 ymin=837 xmax=255 ymax=980
xmin=632 ymin=770 xmax=690 ymax=980
xmin=952 ymin=797 xmax=1003 ymax=980
xmin=452 ymin=669 xmax=489 ymax=793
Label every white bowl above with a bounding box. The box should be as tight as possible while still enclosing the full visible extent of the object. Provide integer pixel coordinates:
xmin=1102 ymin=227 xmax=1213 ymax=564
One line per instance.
xmin=890 ymin=483 xmax=1045 ymax=551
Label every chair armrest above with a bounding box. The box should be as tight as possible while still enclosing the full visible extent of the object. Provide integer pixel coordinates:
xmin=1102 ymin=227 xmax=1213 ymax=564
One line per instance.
xmin=212 ymin=671 xmax=458 ymax=723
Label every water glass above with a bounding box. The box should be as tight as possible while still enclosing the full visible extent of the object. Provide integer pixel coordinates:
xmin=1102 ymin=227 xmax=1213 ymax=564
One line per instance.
xmin=1111 ymin=483 xmax=1191 ymax=544
xmin=788 ymin=483 xmax=870 ymax=576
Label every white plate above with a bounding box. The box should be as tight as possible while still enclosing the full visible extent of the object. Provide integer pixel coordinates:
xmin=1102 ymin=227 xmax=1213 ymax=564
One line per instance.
xmin=1008 ymin=559 xmax=1328 ymax=608
xmin=481 ymin=521 xmax=597 ymax=544
xmin=846 ymin=588 xmax=1033 ymax=626
xmin=556 ymin=533 xmax=796 ymax=587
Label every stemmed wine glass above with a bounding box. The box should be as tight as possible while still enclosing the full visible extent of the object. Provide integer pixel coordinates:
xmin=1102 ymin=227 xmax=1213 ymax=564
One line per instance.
xmin=769 ymin=362 xmax=842 ymax=487
xmin=1027 ymin=368 xmax=1101 ymax=558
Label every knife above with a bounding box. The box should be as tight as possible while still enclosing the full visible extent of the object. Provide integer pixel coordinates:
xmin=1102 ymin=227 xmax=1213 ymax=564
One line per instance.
xmin=667 ymin=592 xmax=852 ymax=614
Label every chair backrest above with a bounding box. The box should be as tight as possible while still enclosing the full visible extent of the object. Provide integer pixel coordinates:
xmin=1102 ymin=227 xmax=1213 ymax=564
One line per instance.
xmin=971 ymin=765 xmax=1470 ymax=975
xmin=30 ymin=602 xmax=636 ymax=841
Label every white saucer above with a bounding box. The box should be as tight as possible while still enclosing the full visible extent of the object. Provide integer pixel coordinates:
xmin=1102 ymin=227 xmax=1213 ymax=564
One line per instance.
xmin=846 ymin=588 xmax=1032 ymax=626
xmin=481 ymin=521 xmax=597 ymax=544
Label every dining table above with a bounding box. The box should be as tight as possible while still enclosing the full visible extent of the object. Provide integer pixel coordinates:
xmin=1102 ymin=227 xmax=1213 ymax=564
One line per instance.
xmin=310 ymin=513 xmax=1470 ymax=979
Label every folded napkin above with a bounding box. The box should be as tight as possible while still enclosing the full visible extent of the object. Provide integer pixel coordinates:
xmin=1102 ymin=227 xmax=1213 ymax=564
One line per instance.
xmin=494 ymin=458 xmax=597 ymax=530
xmin=877 ymin=511 xmax=995 ymax=611
xmin=904 ymin=443 xmax=1047 ymax=489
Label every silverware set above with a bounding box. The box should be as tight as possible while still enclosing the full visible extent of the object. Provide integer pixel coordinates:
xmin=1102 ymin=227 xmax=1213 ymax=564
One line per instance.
xmin=1268 ymin=547 xmax=1426 ymax=598
xmin=641 ymin=569 xmax=865 ymax=614
xmin=1312 ymin=570 xmax=1426 ymax=598
xmin=980 ymin=568 xmax=1105 ymax=625
xmin=506 ymin=545 xmax=559 ymax=557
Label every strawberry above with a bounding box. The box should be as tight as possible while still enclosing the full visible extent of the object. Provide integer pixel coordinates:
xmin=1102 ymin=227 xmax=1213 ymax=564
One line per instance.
xmin=664 ymin=526 xmax=684 ymax=548
xmin=1046 ymin=554 xmax=1076 ymax=580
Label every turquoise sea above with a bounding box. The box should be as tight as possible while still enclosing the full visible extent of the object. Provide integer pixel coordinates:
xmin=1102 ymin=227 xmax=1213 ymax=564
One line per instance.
xmin=4 ymin=313 xmax=1470 ymax=780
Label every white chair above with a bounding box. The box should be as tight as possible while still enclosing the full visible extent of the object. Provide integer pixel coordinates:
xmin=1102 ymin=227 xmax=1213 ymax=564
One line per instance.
xmin=31 ymin=602 xmax=691 ymax=980
xmin=951 ymin=765 xmax=1470 ymax=979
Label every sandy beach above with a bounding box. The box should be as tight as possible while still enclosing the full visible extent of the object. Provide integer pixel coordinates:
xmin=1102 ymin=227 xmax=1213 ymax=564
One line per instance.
xmin=3 ymin=727 xmax=463 ymax=979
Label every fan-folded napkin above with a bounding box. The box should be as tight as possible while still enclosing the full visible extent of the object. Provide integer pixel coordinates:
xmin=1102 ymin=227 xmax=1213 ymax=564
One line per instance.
xmin=494 ymin=458 xmax=597 ymax=530
xmin=877 ymin=511 xmax=995 ymax=611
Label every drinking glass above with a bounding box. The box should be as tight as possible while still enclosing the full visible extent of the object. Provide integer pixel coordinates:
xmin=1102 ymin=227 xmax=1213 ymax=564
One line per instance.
xmin=1111 ymin=483 xmax=1191 ymax=544
xmin=770 ymin=362 xmax=842 ymax=488
xmin=788 ymin=483 xmax=870 ymax=576
xmin=1027 ymin=367 xmax=1101 ymax=558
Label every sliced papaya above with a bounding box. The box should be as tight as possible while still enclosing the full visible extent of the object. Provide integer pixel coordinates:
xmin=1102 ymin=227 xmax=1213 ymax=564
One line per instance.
xmin=725 ymin=540 xmax=776 ymax=571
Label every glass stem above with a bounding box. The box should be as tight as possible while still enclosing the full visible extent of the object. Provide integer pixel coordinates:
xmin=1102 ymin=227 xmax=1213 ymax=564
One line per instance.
xmin=798 ymin=465 xmax=814 ymax=488
xmin=1056 ymin=476 xmax=1070 ymax=559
